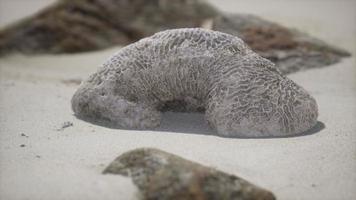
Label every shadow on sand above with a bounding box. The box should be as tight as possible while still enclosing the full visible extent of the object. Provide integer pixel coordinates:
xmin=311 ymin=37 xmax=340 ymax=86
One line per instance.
xmin=157 ymin=112 xmax=325 ymax=139
xmin=77 ymin=111 xmax=325 ymax=139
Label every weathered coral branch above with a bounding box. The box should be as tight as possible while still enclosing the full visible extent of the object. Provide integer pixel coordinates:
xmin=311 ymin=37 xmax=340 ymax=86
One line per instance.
xmin=72 ymin=28 xmax=318 ymax=137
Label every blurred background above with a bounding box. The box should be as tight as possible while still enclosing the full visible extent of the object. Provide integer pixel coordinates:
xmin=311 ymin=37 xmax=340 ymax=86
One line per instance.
xmin=1 ymin=0 xmax=355 ymax=53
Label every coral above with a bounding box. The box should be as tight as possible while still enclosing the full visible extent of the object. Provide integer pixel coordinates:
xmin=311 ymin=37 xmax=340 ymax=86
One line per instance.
xmin=71 ymin=28 xmax=318 ymax=137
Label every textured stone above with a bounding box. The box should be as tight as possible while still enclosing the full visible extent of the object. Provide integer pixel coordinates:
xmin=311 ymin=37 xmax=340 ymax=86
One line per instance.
xmin=0 ymin=0 xmax=350 ymax=74
xmin=0 ymin=0 xmax=217 ymax=54
xmin=103 ymin=148 xmax=276 ymax=200
xmin=71 ymin=28 xmax=318 ymax=137
xmin=213 ymin=14 xmax=351 ymax=74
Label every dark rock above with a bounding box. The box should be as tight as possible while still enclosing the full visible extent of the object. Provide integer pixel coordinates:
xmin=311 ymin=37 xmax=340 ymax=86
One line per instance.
xmin=0 ymin=0 xmax=350 ymax=74
xmin=20 ymin=133 xmax=29 ymax=137
xmin=103 ymin=148 xmax=276 ymax=200
xmin=0 ymin=0 xmax=217 ymax=54
xmin=57 ymin=121 xmax=73 ymax=131
xmin=213 ymin=14 xmax=351 ymax=74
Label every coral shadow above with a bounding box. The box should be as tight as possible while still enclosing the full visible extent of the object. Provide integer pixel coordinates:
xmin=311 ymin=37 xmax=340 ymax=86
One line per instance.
xmin=157 ymin=112 xmax=216 ymax=135
xmin=157 ymin=112 xmax=325 ymax=139
xmin=76 ymin=112 xmax=325 ymax=139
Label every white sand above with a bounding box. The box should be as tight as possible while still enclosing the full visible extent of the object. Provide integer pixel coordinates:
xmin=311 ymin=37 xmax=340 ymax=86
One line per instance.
xmin=0 ymin=0 xmax=356 ymax=200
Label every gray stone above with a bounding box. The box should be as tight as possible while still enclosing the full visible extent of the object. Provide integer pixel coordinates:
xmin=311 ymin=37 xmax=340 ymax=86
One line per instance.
xmin=71 ymin=28 xmax=318 ymax=138
xmin=103 ymin=148 xmax=276 ymax=200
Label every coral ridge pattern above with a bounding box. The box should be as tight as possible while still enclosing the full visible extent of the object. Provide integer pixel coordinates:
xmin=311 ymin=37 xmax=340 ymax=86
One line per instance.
xmin=72 ymin=28 xmax=318 ymax=137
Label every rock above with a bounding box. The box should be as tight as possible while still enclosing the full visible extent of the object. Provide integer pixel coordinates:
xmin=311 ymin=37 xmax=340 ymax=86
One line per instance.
xmin=0 ymin=0 xmax=350 ymax=74
xmin=103 ymin=148 xmax=276 ymax=200
xmin=0 ymin=0 xmax=217 ymax=54
xmin=71 ymin=28 xmax=318 ymax=137
xmin=20 ymin=133 xmax=29 ymax=137
xmin=56 ymin=121 xmax=73 ymax=131
xmin=213 ymin=14 xmax=351 ymax=74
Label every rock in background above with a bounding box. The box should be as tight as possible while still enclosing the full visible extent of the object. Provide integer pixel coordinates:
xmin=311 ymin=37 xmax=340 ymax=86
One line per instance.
xmin=104 ymin=148 xmax=276 ymax=200
xmin=214 ymin=14 xmax=351 ymax=74
xmin=0 ymin=0 xmax=350 ymax=74
xmin=0 ymin=0 xmax=218 ymax=54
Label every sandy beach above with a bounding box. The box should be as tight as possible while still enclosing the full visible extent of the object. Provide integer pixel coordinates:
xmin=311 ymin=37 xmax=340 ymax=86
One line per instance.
xmin=0 ymin=0 xmax=355 ymax=199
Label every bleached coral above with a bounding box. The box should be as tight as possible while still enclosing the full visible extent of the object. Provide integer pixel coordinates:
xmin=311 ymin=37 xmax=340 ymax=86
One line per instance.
xmin=72 ymin=28 xmax=318 ymax=137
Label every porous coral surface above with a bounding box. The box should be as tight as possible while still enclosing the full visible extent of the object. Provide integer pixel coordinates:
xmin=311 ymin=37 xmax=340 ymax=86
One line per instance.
xmin=71 ymin=28 xmax=318 ymax=137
